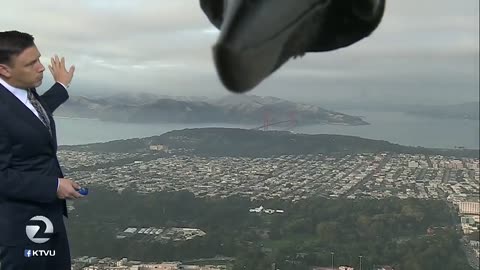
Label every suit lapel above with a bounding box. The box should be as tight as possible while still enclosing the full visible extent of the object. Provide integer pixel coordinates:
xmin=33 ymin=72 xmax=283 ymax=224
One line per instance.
xmin=0 ymin=84 xmax=56 ymax=149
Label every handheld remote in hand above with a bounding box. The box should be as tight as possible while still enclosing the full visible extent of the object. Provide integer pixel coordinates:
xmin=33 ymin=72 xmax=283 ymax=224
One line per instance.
xmin=78 ymin=187 xmax=89 ymax=196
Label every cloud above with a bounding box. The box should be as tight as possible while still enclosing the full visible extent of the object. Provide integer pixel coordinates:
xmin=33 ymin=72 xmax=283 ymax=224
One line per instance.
xmin=1 ymin=0 xmax=478 ymax=105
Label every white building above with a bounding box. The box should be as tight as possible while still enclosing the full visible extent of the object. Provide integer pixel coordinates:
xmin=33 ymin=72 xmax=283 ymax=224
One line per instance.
xmin=459 ymin=202 xmax=480 ymax=215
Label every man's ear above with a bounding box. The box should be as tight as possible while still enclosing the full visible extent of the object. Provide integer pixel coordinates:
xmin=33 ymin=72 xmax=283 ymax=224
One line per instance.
xmin=0 ymin=64 xmax=11 ymax=78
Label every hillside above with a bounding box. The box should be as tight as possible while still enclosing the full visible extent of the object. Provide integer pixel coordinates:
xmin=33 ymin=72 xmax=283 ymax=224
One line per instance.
xmin=59 ymin=128 xmax=479 ymax=158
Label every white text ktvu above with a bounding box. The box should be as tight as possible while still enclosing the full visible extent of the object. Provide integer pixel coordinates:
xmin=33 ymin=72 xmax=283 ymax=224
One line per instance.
xmin=24 ymin=249 xmax=56 ymax=257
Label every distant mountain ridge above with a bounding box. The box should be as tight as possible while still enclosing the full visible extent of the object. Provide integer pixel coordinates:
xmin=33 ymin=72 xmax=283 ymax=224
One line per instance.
xmin=55 ymin=94 xmax=368 ymax=126
xmin=405 ymin=102 xmax=479 ymax=120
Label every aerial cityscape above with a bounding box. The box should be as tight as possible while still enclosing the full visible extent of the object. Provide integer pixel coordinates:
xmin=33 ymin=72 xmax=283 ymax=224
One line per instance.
xmin=1 ymin=0 xmax=477 ymax=269
xmin=57 ymin=139 xmax=479 ymax=270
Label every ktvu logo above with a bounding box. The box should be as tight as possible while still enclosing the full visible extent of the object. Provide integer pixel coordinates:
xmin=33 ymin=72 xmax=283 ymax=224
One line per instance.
xmin=26 ymin=216 xmax=53 ymax=244
xmin=24 ymin=216 xmax=56 ymax=258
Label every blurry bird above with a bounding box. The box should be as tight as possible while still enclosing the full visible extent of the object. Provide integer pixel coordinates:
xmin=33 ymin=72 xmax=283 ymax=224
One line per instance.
xmin=200 ymin=0 xmax=386 ymax=93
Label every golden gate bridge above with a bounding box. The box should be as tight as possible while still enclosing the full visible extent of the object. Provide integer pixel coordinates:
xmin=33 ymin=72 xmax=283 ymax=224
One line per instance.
xmin=251 ymin=110 xmax=297 ymax=131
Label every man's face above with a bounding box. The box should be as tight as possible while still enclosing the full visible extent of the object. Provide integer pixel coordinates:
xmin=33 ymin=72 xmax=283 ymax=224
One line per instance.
xmin=2 ymin=45 xmax=45 ymax=89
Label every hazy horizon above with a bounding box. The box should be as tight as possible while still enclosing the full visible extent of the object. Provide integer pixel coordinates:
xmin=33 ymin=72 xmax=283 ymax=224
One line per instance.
xmin=66 ymin=90 xmax=479 ymax=108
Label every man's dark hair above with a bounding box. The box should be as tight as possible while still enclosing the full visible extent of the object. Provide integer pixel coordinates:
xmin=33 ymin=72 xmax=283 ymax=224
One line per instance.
xmin=0 ymin=30 xmax=35 ymax=65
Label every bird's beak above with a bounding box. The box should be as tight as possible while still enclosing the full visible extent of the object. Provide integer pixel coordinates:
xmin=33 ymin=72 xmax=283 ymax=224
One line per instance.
xmin=212 ymin=0 xmax=331 ymax=93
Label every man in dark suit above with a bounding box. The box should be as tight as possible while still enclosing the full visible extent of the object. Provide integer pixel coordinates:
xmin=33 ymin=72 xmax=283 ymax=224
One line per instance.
xmin=0 ymin=30 xmax=84 ymax=269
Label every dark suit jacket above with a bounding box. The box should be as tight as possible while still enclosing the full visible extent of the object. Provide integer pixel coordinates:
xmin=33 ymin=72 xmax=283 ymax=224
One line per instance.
xmin=0 ymin=82 xmax=69 ymax=246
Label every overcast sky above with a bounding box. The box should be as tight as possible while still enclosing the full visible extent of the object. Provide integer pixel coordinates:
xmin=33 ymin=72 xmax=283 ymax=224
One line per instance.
xmin=2 ymin=0 xmax=478 ymax=105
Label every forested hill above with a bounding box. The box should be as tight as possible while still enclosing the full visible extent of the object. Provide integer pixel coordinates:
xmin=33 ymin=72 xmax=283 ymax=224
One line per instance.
xmin=59 ymin=128 xmax=479 ymax=158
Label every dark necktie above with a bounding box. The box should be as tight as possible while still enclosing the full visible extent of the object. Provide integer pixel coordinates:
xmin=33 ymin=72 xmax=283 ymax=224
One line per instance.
xmin=27 ymin=89 xmax=52 ymax=136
